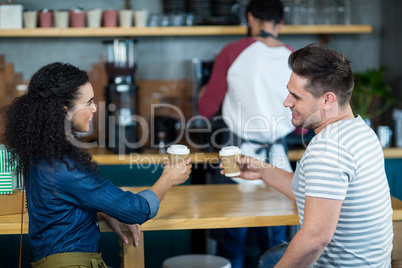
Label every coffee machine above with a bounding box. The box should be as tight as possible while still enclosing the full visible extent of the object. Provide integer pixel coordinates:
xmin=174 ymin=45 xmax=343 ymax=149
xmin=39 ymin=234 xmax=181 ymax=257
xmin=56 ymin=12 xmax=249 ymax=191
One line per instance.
xmin=104 ymin=39 xmax=141 ymax=154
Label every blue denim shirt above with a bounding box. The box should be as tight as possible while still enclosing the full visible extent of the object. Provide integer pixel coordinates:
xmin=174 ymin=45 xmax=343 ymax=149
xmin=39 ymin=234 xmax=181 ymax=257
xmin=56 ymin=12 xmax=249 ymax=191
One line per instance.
xmin=26 ymin=158 xmax=159 ymax=261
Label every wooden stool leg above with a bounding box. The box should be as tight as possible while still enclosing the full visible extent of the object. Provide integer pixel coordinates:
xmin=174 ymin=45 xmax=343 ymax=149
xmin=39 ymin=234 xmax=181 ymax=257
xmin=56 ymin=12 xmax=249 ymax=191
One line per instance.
xmin=122 ymin=231 xmax=145 ymax=268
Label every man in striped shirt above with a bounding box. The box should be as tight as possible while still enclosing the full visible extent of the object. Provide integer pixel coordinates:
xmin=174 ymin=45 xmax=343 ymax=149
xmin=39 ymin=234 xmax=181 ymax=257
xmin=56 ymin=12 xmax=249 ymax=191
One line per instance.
xmin=226 ymin=43 xmax=394 ymax=267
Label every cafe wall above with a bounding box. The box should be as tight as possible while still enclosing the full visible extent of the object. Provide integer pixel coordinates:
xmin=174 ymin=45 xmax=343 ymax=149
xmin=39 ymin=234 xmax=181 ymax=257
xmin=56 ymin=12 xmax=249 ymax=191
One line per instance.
xmin=380 ymin=0 xmax=402 ymax=128
xmin=0 ymin=0 xmax=382 ymax=82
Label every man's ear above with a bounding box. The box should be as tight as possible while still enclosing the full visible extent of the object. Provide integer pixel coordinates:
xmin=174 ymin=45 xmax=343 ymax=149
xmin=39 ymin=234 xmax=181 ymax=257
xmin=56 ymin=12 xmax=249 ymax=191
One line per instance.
xmin=323 ymin=92 xmax=337 ymax=110
xmin=247 ymin=11 xmax=253 ymax=24
xmin=276 ymin=20 xmax=284 ymax=31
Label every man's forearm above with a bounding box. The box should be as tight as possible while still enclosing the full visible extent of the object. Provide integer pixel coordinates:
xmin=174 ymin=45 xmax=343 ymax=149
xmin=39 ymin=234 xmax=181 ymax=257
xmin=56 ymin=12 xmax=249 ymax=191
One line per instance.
xmin=261 ymin=163 xmax=295 ymax=200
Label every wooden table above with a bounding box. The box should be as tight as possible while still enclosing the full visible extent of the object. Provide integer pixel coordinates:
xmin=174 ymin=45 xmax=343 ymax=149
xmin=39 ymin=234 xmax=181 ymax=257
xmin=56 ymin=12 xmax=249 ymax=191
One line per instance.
xmin=106 ymin=184 xmax=299 ymax=268
xmin=107 ymin=184 xmax=402 ymax=267
xmin=1 ymin=184 xmax=402 ymax=267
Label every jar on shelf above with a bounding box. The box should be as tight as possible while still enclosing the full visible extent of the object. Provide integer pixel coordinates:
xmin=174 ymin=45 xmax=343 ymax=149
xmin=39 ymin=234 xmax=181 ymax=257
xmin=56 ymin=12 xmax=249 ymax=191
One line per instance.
xmin=15 ymin=84 xmax=28 ymax=97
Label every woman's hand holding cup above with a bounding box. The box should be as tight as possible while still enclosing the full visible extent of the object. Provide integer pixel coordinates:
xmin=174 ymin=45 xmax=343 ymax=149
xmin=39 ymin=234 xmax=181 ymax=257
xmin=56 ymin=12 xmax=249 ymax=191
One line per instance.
xmin=162 ymin=144 xmax=192 ymax=186
xmin=162 ymin=156 xmax=192 ymax=186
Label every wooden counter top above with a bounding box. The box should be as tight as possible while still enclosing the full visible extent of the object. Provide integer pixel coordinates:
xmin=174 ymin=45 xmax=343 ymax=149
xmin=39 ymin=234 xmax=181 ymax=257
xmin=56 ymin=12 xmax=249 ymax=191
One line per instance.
xmin=393 ymin=196 xmax=402 ymax=220
xmin=89 ymin=147 xmax=402 ymax=165
xmin=89 ymin=148 xmax=221 ymax=165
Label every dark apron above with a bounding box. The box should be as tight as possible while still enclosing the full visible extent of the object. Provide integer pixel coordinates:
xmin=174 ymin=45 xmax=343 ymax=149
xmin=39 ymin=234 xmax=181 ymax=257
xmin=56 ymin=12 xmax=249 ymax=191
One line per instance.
xmin=232 ymin=133 xmax=288 ymax=162
xmin=211 ymin=133 xmax=287 ymax=185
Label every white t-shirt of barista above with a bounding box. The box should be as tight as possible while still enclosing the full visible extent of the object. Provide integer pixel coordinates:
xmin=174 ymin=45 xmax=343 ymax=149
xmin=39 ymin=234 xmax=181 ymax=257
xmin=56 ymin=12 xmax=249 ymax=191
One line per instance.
xmin=222 ymin=41 xmax=295 ymax=145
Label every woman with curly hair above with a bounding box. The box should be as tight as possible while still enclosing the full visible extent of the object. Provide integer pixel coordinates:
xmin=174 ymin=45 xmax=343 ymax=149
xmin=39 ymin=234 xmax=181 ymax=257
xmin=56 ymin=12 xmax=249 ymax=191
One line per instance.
xmin=3 ymin=62 xmax=192 ymax=267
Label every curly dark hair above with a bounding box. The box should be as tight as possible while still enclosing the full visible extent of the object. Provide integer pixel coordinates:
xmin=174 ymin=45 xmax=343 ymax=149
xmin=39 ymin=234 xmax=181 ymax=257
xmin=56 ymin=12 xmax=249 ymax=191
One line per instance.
xmin=3 ymin=62 xmax=99 ymax=175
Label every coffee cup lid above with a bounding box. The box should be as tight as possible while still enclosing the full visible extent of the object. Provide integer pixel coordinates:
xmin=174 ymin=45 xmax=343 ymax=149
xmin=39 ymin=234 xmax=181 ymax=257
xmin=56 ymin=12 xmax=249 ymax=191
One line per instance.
xmin=167 ymin=144 xmax=190 ymax=155
xmin=219 ymin=146 xmax=241 ymax=156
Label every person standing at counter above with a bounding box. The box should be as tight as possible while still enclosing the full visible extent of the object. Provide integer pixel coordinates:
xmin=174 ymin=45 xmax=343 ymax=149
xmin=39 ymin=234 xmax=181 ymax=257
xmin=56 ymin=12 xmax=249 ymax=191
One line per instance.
xmin=198 ymin=0 xmax=295 ymax=267
xmin=3 ymin=62 xmax=192 ymax=267
xmin=228 ymin=43 xmax=394 ymax=267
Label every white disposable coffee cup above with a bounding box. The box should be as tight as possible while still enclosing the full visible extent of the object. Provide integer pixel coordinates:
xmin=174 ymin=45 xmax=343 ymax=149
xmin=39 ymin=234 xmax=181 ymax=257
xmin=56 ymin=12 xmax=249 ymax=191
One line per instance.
xmin=133 ymin=9 xmax=148 ymax=27
xmin=219 ymin=146 xmax=241 ymax=177
xmin=167 ymin=144 xmax=190 ymax=164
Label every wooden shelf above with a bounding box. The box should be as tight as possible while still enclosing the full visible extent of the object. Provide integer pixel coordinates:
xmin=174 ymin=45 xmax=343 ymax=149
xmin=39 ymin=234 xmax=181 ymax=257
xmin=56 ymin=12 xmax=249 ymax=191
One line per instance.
xmin=280 ymin=24 xmax=372 ymax=34
xmin=0 ymin=25 xmax=372 ymax=37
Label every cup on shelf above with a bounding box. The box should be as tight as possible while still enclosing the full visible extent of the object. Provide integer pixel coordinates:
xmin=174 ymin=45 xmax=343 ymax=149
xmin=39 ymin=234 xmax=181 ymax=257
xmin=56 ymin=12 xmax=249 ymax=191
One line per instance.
xmin=219 ymin=146 xmax=241 ymax=177
xmin=103 ymin=9 xmax=118 ymax=27
xmin=54 ymin=10 xmax=69 ymax=28
xmin=38 ymin=9 xmax=53 ymax=28
xmin=87 ymin=8 xmax=102 ymax=28
xmin=281 ymin=0 xmax=292 ymax=24
xmin=185 ymin=13 xmax=194 ymax=26
xmin=166 ymin=144 xmax=190 ymax=165
xmin=23 ymin=10 xmax=38 ymax=28
xmin=322 ymin=0 xmax=337 ymax=25
xmin=305 ymin=0 xmax=317 ymax=25
xmin=147 ymin=13 xmax=160 ymax=27
xmin=377 ymin=126 xmax=393 ymax=148
xmin=160 ymin=15 xmax=169 ymax=27
xmin=337 ymin=0 xmax=351 ymax=24
xmin=15 ymin=84 xmax=28 ymax=97
xmin=290 ymin=0 xmax=306 ymax=25
xmin=119 ymin=9 xmax=132 ymax=27
xmin=70 ymin=9 xmax=85 ymax=27
xmin=133 ymin=9 xmax=148 ymax=28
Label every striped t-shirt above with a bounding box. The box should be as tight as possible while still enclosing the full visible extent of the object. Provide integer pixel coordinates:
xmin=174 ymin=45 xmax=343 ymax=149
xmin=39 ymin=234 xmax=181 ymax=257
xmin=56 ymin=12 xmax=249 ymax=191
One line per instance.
xmin=292 ymin=115 xmax=393 ymax=267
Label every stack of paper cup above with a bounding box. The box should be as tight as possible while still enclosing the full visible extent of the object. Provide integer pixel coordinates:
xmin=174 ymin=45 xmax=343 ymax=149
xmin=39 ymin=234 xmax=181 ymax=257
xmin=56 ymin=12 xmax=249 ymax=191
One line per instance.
xmin=119 ymin=9 xmax=132 ymax=27
xmin=103 ymin=9 xmax=118 ymax=27
xmin=87 ymin=9 xmax=102 ymax=28
xmin=23 ymin=11 xmax=37 ymax=28
xmin=133 ymin=9 xmax=148 ymax=27
xmin=70 ymin=9 xmax=85 ymax=27
xmin=54 ymin=10 xmax=69 ymax=28
xmin=38 ymin=9 xmax=52 ymax=28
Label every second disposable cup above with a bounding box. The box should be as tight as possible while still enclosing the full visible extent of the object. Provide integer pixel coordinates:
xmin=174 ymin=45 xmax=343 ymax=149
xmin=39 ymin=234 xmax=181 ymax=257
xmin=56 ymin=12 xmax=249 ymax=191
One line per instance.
xmin=167 ymin=145 xmax=190 ymax=164
xmin=219 ymin=146 xmax=241 ymax=177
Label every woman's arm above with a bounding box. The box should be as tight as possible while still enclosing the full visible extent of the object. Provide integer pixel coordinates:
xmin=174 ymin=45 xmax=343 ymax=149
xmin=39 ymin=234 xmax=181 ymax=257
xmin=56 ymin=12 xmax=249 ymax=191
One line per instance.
xmin=149 ymin=157 xmax=192 ymax=202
